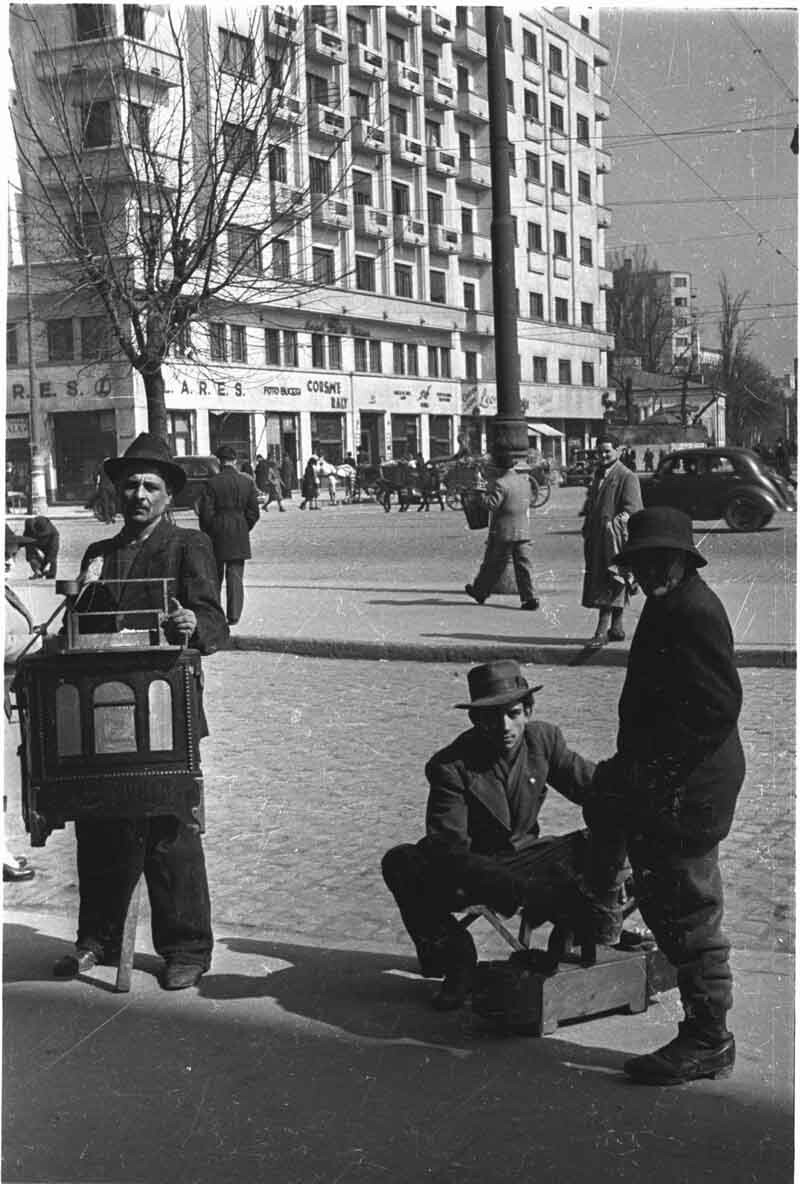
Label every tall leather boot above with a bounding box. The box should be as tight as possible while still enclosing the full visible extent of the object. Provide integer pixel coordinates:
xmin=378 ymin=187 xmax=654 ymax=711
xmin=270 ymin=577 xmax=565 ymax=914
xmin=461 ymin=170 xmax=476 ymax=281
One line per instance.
xmin=624 ymin=1008 xmax=735 ymax=1085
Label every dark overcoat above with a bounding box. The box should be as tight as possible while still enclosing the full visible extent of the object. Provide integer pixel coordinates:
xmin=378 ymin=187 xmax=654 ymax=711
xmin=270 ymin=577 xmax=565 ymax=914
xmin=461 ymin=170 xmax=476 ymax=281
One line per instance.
xmin=421 ymin=721 xmax=595 ymax=858
xmin=598 ymin=571 xmax=744 ymax=851
xmin=198 ymin=467 xmax=260 ymax=562
xmin=581 ymin=460 xmax=642 ymax=608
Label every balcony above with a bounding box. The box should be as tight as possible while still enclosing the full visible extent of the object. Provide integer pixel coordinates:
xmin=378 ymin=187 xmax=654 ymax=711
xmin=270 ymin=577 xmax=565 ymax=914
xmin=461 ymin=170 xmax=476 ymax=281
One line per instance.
xmin=35 ymin=38 xmax=180 ymax=91
xmin=524 ymin=117 xmax=544 ymax=144
xmin=273 ymin=91 xmax=302 ymax=125
xmin=595 ymin=148 xmax=612 ymax=174
xmin=595 ymin=95 xmax=610 ymax=121
xmin=593 ymin=42 xmax=611 ymax=68
xmin=457 ymin=157 xmax=491 ymax=188
xmin=454 ymin=24 xmax=486 ymax=59
xmin=422 ymin=9 xmax=455 ymax=41
xmin=386 ymin=5 xmax=420 ymax=24
xmin=393 ymin=214 xmax=427 ymax=246
xmin=527 ymin=251 xmax=546 ymax=275
xmin=550 ymin=128 xmax=569 ymax=155
xmin=523 ymin=57 xmax=543 ymax=85
xmin=270 ymin=181 xmax=304 ymax=219
xmin=348 ymin=42 xmax=386 ymax=80
xmin=265 ymin=6 xmax=299 ymax=40
xmin=553 ymin=256 xmax=571 ymax=281
xmin=456 ymin=89 xmax=489 ymax=123
xmin=525 ymin=178 xmax=544 ymax=206
xmin=598 ymin=267 xmax=613 ymax=289
xmin=311 ymin=197 xmax=352 ymax=230
xmin=308 ymin=103 xmax=347 ymax=140
xmin=424 ymin=73 xmax=457 ymax=109
xmin=351 ymin=118 xmax=389 ymax=154
xmin=548 ymin=70 xmax=567 ymax=98
xmin=426 ymin=146 xmax=458 ymax=177
xmin=430 ymin=224 xmax=461 ymax=254
xmin=353 ymin=204 xmax=392 ymax=238
xmin=551 ymin=189 xmax=570 ymax=215
xmin=391 ymin=132 xmax=424 ymax=166
xmin=39 ymin=144 xmax=180 ymax=190
xmin=388 ymin=60 xmax=422 ymax=95
xmin=597 ymin=205 xmax=612 ymax=229
xmin=307 ymin=24 xmax=346 ymax=62
xmin=461 ymin=232 xmax=491 ymax=263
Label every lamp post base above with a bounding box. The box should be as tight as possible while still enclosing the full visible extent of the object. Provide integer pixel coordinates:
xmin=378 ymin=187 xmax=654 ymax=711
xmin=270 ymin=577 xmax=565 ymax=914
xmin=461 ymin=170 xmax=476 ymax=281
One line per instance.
xmin=486 ymin=416 xmax=529 ymax=463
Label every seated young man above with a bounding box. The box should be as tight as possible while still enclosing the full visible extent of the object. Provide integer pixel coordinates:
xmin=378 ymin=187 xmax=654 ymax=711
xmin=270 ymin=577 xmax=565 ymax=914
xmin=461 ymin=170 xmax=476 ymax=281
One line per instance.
xmin=381 ymin=660 xmax=624 ymax=1010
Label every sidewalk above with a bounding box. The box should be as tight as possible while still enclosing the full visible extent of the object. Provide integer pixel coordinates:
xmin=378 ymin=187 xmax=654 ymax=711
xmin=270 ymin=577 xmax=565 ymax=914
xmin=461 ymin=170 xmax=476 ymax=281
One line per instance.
xmin=3 ymin=907 xmax=793 ymax=1184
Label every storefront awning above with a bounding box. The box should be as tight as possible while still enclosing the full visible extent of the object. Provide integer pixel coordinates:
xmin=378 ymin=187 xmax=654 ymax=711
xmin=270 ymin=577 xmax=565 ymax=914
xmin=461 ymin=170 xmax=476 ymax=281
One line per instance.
xmin=527 ymin=421 xmax=564 ymax=438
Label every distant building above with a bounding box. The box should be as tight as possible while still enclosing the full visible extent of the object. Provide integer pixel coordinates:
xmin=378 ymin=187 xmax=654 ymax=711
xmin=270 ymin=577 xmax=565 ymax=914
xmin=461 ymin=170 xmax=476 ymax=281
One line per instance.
xmin=611 ymin=263 xmax=700 ymax=376
xmin=607 ymin=367 xmax=726 ymax=445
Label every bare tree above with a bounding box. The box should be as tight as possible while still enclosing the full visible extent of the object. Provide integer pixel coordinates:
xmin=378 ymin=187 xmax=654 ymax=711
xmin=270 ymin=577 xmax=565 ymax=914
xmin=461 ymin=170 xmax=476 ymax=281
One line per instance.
xmin=717 ymin=273 xmax=754 ymax=389
xmin=9 ymin=4 xmax=375 ymax=438
xmin=606 ymin=246 xmax=692 ymax=375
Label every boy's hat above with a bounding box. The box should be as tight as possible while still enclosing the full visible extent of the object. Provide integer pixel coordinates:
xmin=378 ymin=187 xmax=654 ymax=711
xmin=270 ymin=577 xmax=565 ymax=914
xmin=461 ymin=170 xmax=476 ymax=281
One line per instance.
xmin=614 ymin=506 xmax=707 ymax=567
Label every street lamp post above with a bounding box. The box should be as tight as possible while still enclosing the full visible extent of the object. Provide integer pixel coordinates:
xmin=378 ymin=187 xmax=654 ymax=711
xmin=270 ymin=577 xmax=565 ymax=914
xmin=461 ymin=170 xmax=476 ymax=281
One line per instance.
xmin=21 ymin=198 xmax=49 ymax=514
xmin=484 ymin=7 xmax=528 ymax=463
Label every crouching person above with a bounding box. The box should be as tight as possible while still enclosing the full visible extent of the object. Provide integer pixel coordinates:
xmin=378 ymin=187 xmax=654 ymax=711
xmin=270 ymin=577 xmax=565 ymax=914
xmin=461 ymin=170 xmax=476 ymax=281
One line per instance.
xmin=381 ymin=661 xmax=624 ymax=1011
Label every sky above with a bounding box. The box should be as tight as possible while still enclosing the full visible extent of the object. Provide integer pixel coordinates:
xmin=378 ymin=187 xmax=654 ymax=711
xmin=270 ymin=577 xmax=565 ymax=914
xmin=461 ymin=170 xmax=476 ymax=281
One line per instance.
xmin=598 ymin=6 xmax=798 ymax=380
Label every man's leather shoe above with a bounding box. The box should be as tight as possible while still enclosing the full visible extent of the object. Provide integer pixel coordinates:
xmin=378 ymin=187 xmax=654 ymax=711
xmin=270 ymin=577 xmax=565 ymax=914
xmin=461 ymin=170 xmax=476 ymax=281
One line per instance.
xmin=162 ymin=962 xmax=207 ymax=991
xmin=3 ymin=861 xmax=35 ymax=882
xmin=624 ymin=1027 xmax=735 ymax=1085
xmin=464 ymin=584 xmax=486 ymax=605
xmin=520 ymin=598 xmax=540 ymax=611
xmin=53 ymin=949 xmax=99 ymax=978
xmin=431 ymin=965 xmax=474 ymax=1011
xmin=608 ymin=626 xmax=626 ymax=642
xmin=587 ymin=631 xmax=608 ymax=649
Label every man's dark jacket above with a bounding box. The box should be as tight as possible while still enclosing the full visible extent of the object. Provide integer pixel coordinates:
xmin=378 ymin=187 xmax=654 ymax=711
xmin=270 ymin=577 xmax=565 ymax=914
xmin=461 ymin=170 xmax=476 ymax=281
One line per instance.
xmin=597 ymin=571 xmax=744 ymax=850
xmin=421 ymin=721 xmax=595 ymax=857
xmin=198 ymin=467 xmax=260 ymax=562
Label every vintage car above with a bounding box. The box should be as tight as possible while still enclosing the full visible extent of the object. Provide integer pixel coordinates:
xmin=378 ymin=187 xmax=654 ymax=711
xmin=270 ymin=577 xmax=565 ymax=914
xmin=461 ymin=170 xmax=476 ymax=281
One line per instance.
xmin=641 ymin=446 xmax=795 ymax=531
xmin=170 ymin=455 xmax=220 ymax=512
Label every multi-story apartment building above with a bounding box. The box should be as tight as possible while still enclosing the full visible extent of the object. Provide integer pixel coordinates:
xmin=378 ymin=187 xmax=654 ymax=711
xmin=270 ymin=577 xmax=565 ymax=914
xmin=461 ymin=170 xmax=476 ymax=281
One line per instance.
xmin=611 ymin=261 xmax=699 ymax=377
xmin=7 ymin=4 xmax=614 ymax=503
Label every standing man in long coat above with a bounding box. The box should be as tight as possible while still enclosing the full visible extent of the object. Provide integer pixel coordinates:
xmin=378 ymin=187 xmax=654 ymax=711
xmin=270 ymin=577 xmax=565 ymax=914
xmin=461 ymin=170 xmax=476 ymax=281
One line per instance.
xmin=465 ymin=451 xmax=539 ymax=610
xmin=198 ymin=445 xmax=260 ymax=626
xmin=581 ymin=434 xmax=642 ymax=646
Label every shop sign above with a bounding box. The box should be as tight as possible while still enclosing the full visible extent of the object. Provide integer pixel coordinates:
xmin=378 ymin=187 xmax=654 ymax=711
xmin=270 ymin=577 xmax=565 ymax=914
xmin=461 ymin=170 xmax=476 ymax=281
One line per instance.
xmin=6 ymin=413 xmax=30 ymax=438
xmin=176 ymin=379 xmax=302 ymax=399
xmin=462 ymin=384 xmax=497 ymax=414
xmin=9 ymin=375 xmax=113 ymax=402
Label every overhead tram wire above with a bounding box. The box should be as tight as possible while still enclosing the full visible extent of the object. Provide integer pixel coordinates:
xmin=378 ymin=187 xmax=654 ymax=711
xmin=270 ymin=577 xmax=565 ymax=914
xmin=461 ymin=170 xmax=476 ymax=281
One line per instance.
xmin=726 ymin=13 xmax=798 ymax=106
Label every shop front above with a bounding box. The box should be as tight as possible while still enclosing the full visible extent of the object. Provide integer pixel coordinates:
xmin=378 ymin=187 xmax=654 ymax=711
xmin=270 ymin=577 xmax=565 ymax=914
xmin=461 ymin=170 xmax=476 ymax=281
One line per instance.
xmin=254 ymin=412 xmax=299 ymax=489
xmin=52 ymin=409 xmax=117 ymax=502
xmin=390 ymin=413 xmax=419 ymax=460
xmin=209 ymin=411 xmax=251 ymax=464
xmin=6 ymin=413 xmax=30 ymax=505
xmin=310 ymin=412 xmax=345 ymax=465
xmin=358 ymin=411 xmax=384 ymax=465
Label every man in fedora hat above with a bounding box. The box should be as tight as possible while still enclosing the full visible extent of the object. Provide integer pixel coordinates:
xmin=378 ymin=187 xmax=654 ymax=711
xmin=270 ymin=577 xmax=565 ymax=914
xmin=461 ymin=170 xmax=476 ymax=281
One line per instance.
xmin=588 ymin=506 xmax=745 ymax=1084
xmin=382 ymin=660 xmax=624 ymax=1010
xmin=52 ymin=432 xmax=229 ymax=990
xmin=198 ymin=445 xmax=260 ymax=625
xmin=465 ymin=451 xmax=539 ymax=611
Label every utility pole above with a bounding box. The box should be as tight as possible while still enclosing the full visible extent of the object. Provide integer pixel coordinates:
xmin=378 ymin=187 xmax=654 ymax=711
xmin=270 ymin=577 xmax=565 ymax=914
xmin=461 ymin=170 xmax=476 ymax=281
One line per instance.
xmin=20 ymin=191 xmax=49 ymax=513
xmin=484 ymin=7 xmax=528 ymax=463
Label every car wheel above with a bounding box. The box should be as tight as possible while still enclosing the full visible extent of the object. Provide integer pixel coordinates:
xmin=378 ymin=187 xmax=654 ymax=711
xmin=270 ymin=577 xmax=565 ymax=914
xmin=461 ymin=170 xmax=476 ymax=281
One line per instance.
xmin=724 ymin=496 xmax=770 ymax=532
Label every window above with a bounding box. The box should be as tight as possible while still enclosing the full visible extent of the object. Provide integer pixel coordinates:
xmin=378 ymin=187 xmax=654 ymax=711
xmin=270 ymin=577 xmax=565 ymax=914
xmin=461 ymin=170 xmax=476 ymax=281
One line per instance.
xmin=209 ymin=322 xmax=227 ymax=361
xmin=576 ymin=113 xmax=590 ymax=145
xmin=312 ymin=333 xmax=326 ymax=368
xmin=127 ymin=102 xmax=150 ymax=148
xmin=465 ymin=350 xmax=478 ymax=381
xmin=428 ymin=345 xmax=439 ymax=377
xmin=269 ymin=144 xmax=288 ymax=183
xmin=350 ymin=88 xmax=370 ymax=120
xmin=457 ymin=65 xmax=469 ymax=94
xmin=352 ymin=169 xmax=372 ymax=206
xmin=549 ymin=101 xmax=564 ymax=132
xmin=389 ymin=104 xmax=408 ymax=135
xmin=283 ymin=330 xmax=298 ymax=366
xmin=312 ymin=247 xmax=335 ymax=284
xmin=426 ymin=119 xmax=442 ymax=148
xmin=461 ymin=206 xmax=473 ymax=235
xmin=575 ymin=58 xmax=589 ymax=91
xmin=220 ymin=28 xmax=254 ymax=78
xmin=228 ymin=225 xmax=261 ymax=274
xmin=222 ymin=122 xmax=256 ymax=174
xmin=524 ymin=89 xmax=540 ymax=120
xmin=423 ymin=50 xmax=439 ymax=76
xmin=674 ymin=296 xmax=688 ymax=307
xmin=673 ymin=276 xmax=688 ymax=287
xmin=553 ymin=229 xmax=568 ymax=258
xmin=273 ymin=238 xmax=291 ymax=279
xmin=47 ymin=319 xmax=74 ymax=361
xmin=167 ymin=411 xmax=192 ymax=456
xmin=558 ymin=359 xmax=572 ymax=384
xmin=529 ymin=292 xmax=544 ymax=320
xmin=456 ymin=7 xmax=468 ymax=28
xmin=354 ymin=337 xmax=368 ymax=370
xmin=76 ymin=5 xmax=112 ymax=40
xmin=430 ymin=270 xmax=447 ymax=304
xmin=582 ymin=361 xmax=595 ymax=386
xmin=393 ymin=342 xmax=405 ymax=375
xmin=441 ymin=347 xmax=451 ymax=378
xmin=309 ymin=155 xmax=331 ymax=194
xmin=328 ymin=336 xmax=342 ymax=370
xmin=83 ymin=211 xmax=106 ymax=255
xmin=579 ymin=236 xmax=593 ymax=266
xmin=581 ymin=302 xmax=594 ymax=327
xmin=94 ymin=682 xmax=137 ymax=755
xmin=552 ymin=161 xmax=566 ymax=192
xmin=387 ymin=34 xmax=405 ymax=62
xmin=369 ymin=339 xmax=382 ymax=372
xmin=548 ymin=44 xmax=564 ymax=75
xmin=527 ymin=221 xmax=542 ymax=252
xmin=463 ymin=282 xmax=475 ymax=310
xmin=503 ymin=15 xmax=513 ymax=47
xmin=123 ymin=4 xmax=145 ymax=38
xmin=580 ymin=16 xmax=590 ymax=32
xmin=407 ymin=343 xmax=419 ymax=376
xmin=533 ymin=356 xmax=547 ymax=382
xmin=526 ymin=152 xmax=541 ymax=183
xmin=392 ymin=182 xmax=411 ymax=215
xmin=82 ymin=100 xmax=112 ymax=148
xmin=306 ymin=72 xmax=329 ymax=105
xmin=264 ymin=328 xmax=280 ymax=364
xmin=230 ymin=324 xmax=247 ymax=363
xmin=578 ymin=171 xmax=592 ymax=202
xmin=458 ymin=131 xmax=472 ymax=162
xmin=355 ymin=255 xmax=376 ymax=291
xmin=347 ymin=15 xmax=367 ymax=45
xmin=554 ymin=297 xmax=569 ymax=324
xmin=7 ymin=324 xmax=18 ymax=365
xmin=505 ymin=79 xmax=515 ymax=110
xmin=395 ymin=263 xmax=413 ymax=298
xmin=80 ymin=315 xmax=111 ymax=360
xmin=523 ymin=29 xmax=538 ymax=60
xmin=427 ymin=192 xmax=444 ymax=225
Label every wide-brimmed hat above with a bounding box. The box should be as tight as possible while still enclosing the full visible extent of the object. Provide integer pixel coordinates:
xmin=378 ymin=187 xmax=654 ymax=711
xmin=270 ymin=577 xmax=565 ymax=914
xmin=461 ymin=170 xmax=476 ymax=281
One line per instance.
xmin=104 ymin=433 xmax=187 ymax=492
xmin=454 ymin=660 xmax=543 ymax=709
xmin=614 ymin=506 xmax=707 ymax=568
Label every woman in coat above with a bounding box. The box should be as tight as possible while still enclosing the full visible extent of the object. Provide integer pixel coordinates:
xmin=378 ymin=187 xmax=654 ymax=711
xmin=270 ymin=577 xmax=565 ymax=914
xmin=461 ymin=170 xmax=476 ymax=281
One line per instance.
xmin=299 ymin=456 xmax=320 ymax=510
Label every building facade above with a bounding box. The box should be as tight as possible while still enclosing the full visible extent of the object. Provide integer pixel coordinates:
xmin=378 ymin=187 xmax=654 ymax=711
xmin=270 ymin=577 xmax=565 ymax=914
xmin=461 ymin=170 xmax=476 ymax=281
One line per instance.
xmin=7 ymin=4 xmax=614 ymax=502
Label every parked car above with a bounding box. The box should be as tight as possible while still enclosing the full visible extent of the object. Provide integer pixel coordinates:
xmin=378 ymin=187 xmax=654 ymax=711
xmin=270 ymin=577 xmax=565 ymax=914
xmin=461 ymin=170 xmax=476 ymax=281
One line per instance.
xmin=641 ymin=446 xmax=796 ymax=531
xmin=170 ymin=455 xmax=220 ymax=512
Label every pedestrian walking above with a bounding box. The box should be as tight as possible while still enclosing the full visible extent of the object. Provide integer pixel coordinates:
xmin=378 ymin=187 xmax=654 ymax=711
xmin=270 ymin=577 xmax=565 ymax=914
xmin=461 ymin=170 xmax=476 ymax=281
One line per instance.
xmin=263 ymin=458 xmax=285 ymax=512
xmin=299 ymin=456 xmax=320 ymax=510
xmin=280 ymin=453 xmax=295 ymax=500
xmin=417 ymin=461 xmax=445 ymax=511
xmin=465 ymin=450 xmax=539 ymax=610
xmin=198 ymin=445 xmax=260 ymax=625
xmin=51 ymin=432 xmax=229 ymax=989
xmin=22 ymin=516 xmax=60 ymax=580
xmin=774 ymin=437 xmax=791 ymax=481
xmin=643 ymin=447 xmax=655 ymax=473
xmin=581 ymin=433 xmax=642 ymax=646
xmin=254 ymin=454 xmax=268 ymax=498
xmin=587 ymin=507 xmax=745 ymax=1084
xmin=342 ymin=452 xmax=357 ymax=501
xmin=85 ymin=466 xmax=118 ymax=523
xmin=317 ymin=456 xmax=337 ymax=505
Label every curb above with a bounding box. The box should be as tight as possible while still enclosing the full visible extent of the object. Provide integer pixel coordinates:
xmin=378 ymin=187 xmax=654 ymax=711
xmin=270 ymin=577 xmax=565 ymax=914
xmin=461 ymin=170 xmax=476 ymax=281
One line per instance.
xmin=226 ymin=633 xmax=797 ymax=668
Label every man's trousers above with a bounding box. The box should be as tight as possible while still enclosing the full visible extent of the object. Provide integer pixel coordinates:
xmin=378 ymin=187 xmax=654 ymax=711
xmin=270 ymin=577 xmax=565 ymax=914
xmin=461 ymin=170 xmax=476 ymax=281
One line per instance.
xmin=216 ymin=559 xmax=245 ymax=625
xmin=471 ymin=536 xmax=535 ymax=604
